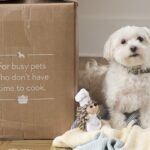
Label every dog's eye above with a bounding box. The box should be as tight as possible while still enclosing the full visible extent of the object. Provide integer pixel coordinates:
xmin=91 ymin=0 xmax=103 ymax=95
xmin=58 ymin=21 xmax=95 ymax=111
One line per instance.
xmin=90 ymin=105 xmax=93 ymax=108
xmin=137 ymin=36 xmax=144 ymax=42
xmin=121 ymin=39 xmax=126 ymax=44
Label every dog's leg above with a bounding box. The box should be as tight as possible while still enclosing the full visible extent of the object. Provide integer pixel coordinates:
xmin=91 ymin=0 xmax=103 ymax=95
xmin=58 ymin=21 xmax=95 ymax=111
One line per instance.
xmin=140 ymin=107 xmax=150 ymax=128
xmin=110 ymin=111 xmax=127 ymax=129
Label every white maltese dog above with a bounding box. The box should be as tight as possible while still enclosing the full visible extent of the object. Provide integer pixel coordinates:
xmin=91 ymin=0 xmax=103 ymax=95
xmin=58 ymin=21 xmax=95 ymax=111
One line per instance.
xmin=103 ymin=26 xmax=150 ymax=129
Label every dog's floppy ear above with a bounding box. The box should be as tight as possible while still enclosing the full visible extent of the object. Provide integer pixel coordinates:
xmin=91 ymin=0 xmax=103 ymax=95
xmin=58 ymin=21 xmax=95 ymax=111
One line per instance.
xmin=103 ymin=35 xmax=114 ymax=61
xmin=143 ymin=27 xmax=150 ymax=40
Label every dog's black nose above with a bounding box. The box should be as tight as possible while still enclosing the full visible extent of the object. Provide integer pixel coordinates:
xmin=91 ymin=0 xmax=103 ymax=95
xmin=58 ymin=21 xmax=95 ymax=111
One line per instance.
xmin=94 ymin=103 xmax=97 ymax=106
xmin=130 ymin=46 xmax=138 ymax=52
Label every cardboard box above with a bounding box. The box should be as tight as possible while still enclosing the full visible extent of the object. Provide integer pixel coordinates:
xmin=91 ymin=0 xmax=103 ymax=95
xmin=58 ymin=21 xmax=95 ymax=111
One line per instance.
xmin=0 ymin=1 xmax=78 ymax=139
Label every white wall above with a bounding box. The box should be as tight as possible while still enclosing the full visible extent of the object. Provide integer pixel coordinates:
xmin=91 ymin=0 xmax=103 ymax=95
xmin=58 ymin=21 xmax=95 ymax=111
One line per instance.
xmin=78 ymin=0 xmax=150 ymax=56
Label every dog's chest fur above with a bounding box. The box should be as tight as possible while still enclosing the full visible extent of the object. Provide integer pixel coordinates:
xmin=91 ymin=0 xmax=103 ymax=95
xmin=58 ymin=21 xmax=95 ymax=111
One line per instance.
xmin=105 ymin=63 xmax=150 ymax=113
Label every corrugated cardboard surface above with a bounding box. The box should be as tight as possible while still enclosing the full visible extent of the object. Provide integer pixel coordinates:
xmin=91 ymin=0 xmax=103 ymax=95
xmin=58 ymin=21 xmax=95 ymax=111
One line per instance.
xmin=0 ymin=2 xmax=77 ymax=139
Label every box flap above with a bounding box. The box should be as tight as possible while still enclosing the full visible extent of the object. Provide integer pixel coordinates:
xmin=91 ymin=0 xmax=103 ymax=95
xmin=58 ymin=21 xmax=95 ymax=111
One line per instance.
xmin=65 ymin=0 xmax=77 ymax=2
xmin=65 ymin=0 xmax=78 ymax=6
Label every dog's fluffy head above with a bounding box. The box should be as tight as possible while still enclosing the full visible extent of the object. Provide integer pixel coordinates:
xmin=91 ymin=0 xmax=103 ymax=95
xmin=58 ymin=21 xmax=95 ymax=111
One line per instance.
xmin=103 ymin=26 xmax=150 ymax=67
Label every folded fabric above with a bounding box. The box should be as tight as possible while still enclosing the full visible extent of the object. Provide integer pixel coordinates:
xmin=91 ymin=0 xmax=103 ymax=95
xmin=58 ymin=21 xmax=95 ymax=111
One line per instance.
xmin=52 ymin=122 xmax=123 ymax=149
xmin=74 ymin=133 xmax=126 ymax=150
xmin=124 ymin=125 xmax=150 ymax=150
xmin=52 ymin=128 xmax=100 ymax=148
xmin=53 ymin=121 xmax=150 ymax=150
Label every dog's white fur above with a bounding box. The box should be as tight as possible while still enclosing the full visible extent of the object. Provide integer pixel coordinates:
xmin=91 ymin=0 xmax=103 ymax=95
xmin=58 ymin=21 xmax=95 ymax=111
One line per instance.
xmin=103 ymin=26 xmax=150 ymax=129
